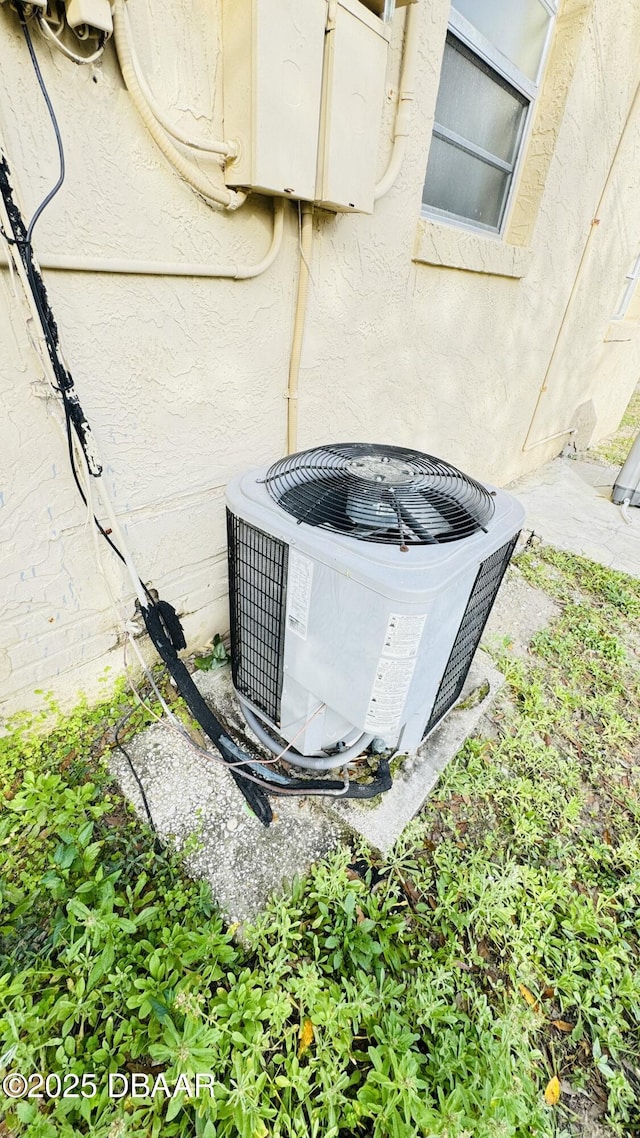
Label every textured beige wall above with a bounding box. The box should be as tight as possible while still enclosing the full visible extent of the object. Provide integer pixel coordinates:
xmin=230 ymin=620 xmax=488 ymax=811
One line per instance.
xmin=1 ymin=0 xmax=639 ymax=716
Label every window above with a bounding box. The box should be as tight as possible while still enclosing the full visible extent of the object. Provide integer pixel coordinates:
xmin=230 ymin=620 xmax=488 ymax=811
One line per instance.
xmin=422 ymin=0 xmax=557 ymax=234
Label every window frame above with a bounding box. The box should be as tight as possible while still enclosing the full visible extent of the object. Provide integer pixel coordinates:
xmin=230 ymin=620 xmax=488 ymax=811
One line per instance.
xmin=422 ymin=0 xmax=558 ymax=238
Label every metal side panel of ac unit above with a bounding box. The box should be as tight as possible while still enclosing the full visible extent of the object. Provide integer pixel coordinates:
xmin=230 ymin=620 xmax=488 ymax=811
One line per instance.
xmin=227 ymin=509 xmax=383 ymax=750
xmin=612 ymin=430 xmax=640 ymax=507
xmin=424 ymin=535 xmax=518 ymax=734
xmin=227 ymin=510 xmax=288 ymax=726
xmin=400 ymin=533 xmax=519 ymax=751
xmin=278 ymin=547 xmax=478 ymax=750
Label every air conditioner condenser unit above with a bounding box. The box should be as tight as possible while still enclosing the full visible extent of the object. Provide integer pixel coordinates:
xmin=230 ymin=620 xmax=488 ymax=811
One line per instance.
xmin=225 ymin=443 xmax=524 ymax=768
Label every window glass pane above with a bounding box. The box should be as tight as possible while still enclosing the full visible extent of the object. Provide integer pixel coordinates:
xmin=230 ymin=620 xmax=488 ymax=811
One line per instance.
xmin=435 ymin=37 xmax=528 ymax=164
xmin=453 ymin=0 xmax=551 ymax=81
xmin=422 ymin=136 xmax=509 ymax=229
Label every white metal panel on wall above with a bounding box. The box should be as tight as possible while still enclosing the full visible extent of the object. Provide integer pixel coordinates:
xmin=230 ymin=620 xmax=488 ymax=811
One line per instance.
xmin=222 ymin=0 xmax=328 ymax=200
xmin=316 ymin=0 xmax=390 ymax=212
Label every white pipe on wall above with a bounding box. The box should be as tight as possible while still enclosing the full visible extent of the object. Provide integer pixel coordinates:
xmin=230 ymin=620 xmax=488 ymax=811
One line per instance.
xmin=286 ymin=203 xmax=314 ymax=455
xmin=0 ymin=198 xmax=285 ymax=277
xmin=374 ymin=2 xmax=420 ymax=200
xmin=121 ymin=2 xmax=236 ymax=160
xmin=111 ymin=0 xmax=245 ymax=211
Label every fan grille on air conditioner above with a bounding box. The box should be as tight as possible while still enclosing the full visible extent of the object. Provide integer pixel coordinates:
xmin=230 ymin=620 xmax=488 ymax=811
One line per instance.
xmin=262 ymin=443 xmax=495 ymax=546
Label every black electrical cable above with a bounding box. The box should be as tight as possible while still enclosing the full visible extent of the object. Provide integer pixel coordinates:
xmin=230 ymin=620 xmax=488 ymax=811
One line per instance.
xmin=63 ymin=401 xmax=156 ymax=605
xmin=114 ymin=707 xmax=162 ymax=853
xmin=14 ymin=11 xmax=155 ymax=606
xmin=63 ymin=402 xmax=122 ymax=558
xmin=19 ymin=10 xmax=65 ymax=260
xmin=16 ymin=11 xmax=68 ymax=379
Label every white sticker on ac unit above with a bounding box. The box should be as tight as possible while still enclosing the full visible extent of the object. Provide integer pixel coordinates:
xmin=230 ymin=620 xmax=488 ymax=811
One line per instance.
xmin=382 ymin=612 xmax=426 ymax=658
xmin=286 ymin=550 xmax=314 ymax=640
xmin=365 ymin=657 xmax=417 ymax=735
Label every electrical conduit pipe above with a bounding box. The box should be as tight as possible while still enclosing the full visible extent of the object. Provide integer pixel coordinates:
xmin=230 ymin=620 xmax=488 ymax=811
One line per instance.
xmin=0 ymin=198 xmax=285 ymax=277
xmin=121 ymin=2 xmax=235 ymax=159
xmin=285 ymin=5 xmax=419 ymax=451
xmin=374 ymin=2 xmax=419 ymax=200
xmin=112 ymin=0 xmax=245 ymax=211
xmin=286 ymin=202 xmax=313 ymax=454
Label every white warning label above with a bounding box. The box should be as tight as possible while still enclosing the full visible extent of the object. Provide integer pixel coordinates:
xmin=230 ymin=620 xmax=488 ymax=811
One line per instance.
xmin=286 ymin=550 xmax=314 ymax=640
xmin=382 ymin=612 xmax=426 ymax=659
xmin=365 ymin=611 xmax=427 ymax=734
xmin=365 ymin=657 xmax=417 ymax=735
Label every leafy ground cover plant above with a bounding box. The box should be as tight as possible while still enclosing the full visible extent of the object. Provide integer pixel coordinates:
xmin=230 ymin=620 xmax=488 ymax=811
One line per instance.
xmin=1 ymin=547 xmax=639 ymax=1137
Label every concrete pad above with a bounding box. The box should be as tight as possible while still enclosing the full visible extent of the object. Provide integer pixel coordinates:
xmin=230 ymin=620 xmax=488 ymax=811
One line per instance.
xmin=510 ymin=457 xmax=640 ymax=578
xmin=109 ymin=650 xmax=510 ymax=912
xmin=109 ymin=695 xmax=346 ymax=926
xmin=324 ymin=651 xmax=504 ymax=853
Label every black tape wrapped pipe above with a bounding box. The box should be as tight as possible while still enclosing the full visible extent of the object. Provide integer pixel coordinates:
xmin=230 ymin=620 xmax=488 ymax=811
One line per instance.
xmin=141 ymin=602 xmax=274 ymax=826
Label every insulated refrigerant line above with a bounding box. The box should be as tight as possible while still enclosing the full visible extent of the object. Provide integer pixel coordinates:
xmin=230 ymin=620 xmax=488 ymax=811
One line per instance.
xmin=111 ymin=0 xmax=244 ymax=211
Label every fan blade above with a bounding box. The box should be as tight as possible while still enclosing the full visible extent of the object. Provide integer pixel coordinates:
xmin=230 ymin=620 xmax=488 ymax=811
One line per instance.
xmin=397 ymin=502 xmax=438 ymax=544
xmin=421 ymin=486 xmax=482 ymax=531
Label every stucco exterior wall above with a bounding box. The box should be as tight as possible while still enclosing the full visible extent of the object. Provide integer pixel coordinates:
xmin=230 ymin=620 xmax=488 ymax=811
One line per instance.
xmin=1 ymin=0 xmax=639 ymax=716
